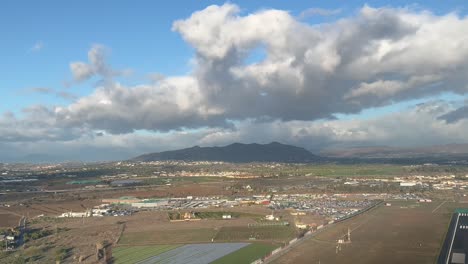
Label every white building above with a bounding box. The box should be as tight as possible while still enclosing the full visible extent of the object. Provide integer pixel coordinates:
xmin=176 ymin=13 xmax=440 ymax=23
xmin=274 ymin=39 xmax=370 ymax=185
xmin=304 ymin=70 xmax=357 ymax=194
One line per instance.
xmin=400 ymin=182 xmax=417 ymax=187
xmin=58 ymin=211 xmax=92 ymax=218
xmin=222 ymin=214 xmax=232 ymax=219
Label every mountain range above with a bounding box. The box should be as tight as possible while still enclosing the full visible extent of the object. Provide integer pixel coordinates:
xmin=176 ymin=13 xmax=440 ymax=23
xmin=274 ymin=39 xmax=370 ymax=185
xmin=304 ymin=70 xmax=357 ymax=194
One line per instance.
xmin=4 ymin=142 xmax=468 ymax=164
xmin=132 ymin=142 xmax=320 ymax=163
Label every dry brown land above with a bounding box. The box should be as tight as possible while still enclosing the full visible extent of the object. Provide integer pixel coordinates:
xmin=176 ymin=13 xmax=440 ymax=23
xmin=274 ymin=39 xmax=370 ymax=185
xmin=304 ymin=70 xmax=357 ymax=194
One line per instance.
xmin=119 ymin=207 xmax=274 ymax=245
xmin=273 ymin=200 xmax=460 ymax=264
xmin=0 ymin=198 xmax=101 ymax=227
xmin=1 ymin=206 xmax=280 ymax=263
xmin=0 ymin=211 xmax=21 ymax=227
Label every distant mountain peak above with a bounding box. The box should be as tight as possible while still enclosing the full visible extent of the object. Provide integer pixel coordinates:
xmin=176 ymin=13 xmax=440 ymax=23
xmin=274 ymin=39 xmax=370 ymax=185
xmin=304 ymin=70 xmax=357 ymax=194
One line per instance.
xmin=132 ymin=142 xmax=319 ymax=163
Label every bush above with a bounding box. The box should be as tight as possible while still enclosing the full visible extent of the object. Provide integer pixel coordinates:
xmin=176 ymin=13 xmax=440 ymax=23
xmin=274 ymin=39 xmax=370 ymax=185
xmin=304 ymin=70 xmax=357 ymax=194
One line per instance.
xmin=24 ymin=229 xmax=52 ymax=242
xmin=55 ymin=248 xmax=68 ymax=261
xmin=13 ymin=255 xmax=26 ymax=264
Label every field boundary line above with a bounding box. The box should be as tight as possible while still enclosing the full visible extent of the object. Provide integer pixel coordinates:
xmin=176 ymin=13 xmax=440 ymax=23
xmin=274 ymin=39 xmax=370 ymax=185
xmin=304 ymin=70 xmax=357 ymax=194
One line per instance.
xmin=432 ymin=201 xmax=447 ymax=214
xmin=115 ymin=222 xmax=126 ymax=244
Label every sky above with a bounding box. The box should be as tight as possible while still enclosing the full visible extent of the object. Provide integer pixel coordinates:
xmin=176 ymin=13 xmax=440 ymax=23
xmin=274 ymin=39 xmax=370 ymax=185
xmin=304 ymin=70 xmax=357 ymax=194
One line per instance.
xmin=1 ymin=0 xmax=468 ymax=162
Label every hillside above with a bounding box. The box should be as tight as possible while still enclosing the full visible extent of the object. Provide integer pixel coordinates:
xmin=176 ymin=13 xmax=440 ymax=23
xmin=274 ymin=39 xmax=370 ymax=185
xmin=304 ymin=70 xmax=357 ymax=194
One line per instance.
xmin=320 ymin=144 xmax=468 ymax=159
xmin=132 ymin=142 xmax=319 ymax=163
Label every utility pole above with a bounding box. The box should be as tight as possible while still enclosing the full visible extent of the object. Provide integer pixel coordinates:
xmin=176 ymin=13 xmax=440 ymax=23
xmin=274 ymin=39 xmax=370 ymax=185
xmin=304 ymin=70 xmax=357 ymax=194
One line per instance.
xmin=348 ymin=227 xmax=351 ymax=243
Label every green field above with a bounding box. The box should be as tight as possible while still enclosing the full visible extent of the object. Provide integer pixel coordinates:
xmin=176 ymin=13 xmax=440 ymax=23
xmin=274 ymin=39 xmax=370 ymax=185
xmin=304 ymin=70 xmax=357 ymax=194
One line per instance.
xmin=210 ymin=243 xmax=278 ymax=264
xmin=113 ymin=245 xmax=179 ymax=264
xmin=240 ymin=164 xmax=407 ymax=178
xmin=300 ymin=164 xmax=405 ymax=177
xmin=119 ymin=228 xmax=218 ymax=245
xmin=214 ymin=226 xmax=296 ymax=242
xmin=194 ymin=211 xmax=262 ymax=220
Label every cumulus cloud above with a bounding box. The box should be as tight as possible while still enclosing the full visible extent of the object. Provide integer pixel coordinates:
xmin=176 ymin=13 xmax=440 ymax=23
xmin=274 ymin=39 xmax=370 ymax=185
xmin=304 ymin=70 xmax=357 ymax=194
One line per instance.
xmin=30 ymin=5 xmax=468 ymax=134
xmin=170 ymin=4 xmax=468 ymax=123
xmin=195 ymin=101 xmax=468 ymax=150
xmin=0 ymin=106 xmax=85 ymax=142
xmin=69 ymin=44 xmax=131 ymax=83
xmin=2 ymin=100 xmax=467 ymax=161
xmin=54 ymin=78 xmax=227 ymax=134
xmin=2 ymin=4 xmax=468 ymax=160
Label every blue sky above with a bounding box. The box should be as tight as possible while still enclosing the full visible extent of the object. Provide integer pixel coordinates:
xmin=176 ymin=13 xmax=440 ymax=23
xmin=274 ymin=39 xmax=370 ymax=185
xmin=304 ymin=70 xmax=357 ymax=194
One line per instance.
xmin=1 ymin=1 xmax=468 ymax=161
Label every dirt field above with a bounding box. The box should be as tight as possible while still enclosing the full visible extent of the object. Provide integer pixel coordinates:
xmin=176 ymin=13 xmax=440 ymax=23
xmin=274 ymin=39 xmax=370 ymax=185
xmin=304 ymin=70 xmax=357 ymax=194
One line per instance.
xmin=214 ymin=226 xmax=296 ymax=242
xmin=119 ymin=210 xmax=263 ymax=245
xmin=0 ymin=197 xmax=101 ymax=227
xmin=273 ymin=200 xmax=461 ymax=264
xmin=106 ymin=182 xmax=232 ymax=199
xmin=0 ymin=211 xmax=21 ymax=227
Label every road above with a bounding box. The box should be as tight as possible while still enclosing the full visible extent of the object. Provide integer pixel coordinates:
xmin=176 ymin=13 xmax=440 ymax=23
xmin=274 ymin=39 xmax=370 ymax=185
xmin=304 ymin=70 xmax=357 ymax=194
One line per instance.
xmin=17 ymin=216 xmax=26 ymax=248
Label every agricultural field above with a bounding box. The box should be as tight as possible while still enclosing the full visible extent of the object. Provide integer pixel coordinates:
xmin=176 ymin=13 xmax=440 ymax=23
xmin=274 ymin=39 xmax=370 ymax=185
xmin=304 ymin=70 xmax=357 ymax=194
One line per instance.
xmin=0 ymin=211 xmax=21 ymax=227
xmin=119 ymin=228 xmax=218 ymax=245
xmin=211 ymin=243 xmax=279 ymax=264
xmin=118 ymin=211 xmax=260 ymax=245
xmin=214 ymin=225 xmax=296 ymax=242
xmin=113 ymin=243 xmax=251 ymax=264
xmin=195 ymin=211 xmax=240 ymax=219
xmin=291 ymin=164 xmax=406 ymax=177
xmin=113 ymin=245 xmax=179 ymax=264
xmin=273 ymin=200 xmax=461 ymax=264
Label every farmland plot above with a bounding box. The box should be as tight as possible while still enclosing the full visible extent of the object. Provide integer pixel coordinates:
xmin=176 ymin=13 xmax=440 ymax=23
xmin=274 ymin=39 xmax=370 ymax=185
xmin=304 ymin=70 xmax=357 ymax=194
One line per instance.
xmin=136 ymin=243 xmax=249 ymax=264
xmin=113 ymin=245 xmax=179 ymax=264
xmin=214 ymin=226 xmax=296 ymax=242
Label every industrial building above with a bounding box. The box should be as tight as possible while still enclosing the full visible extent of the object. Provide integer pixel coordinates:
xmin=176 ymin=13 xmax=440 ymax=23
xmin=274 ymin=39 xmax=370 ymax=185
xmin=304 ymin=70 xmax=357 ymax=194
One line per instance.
xmin=102 ymin=196 xmax=142 ymax=204
xmin=131 ymin=199 xmax=169 ymax=208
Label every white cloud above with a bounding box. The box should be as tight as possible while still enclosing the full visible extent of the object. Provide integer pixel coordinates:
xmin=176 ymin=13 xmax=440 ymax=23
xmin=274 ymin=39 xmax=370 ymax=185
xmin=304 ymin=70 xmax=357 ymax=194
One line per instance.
xmin=69 ymin=44 xmax=131 ymax=84
xmin=170 ymin=4 xmax=468 ymax=122
xmin=29 ymin=41 xmax=44 ymax=52
xmin=2 ymin=100 xmax=467 ymax=161
xmin=70 ymin=61 xmax=94 ymax=82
